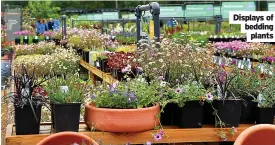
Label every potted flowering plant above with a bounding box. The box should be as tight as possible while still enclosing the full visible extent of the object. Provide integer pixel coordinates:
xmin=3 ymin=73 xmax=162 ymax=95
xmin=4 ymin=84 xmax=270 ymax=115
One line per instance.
xmin=44 ymin=75 xmax=90 ymax=132
xmin=211 ymin=63 xmax=242 ymax=127
xmin=107 ymin=52 xmax=136 ymax=81
xmin=84 ymin=68 xmax=163 ymax=132
xmin=171 ymin=80 xmax=210 ymax=128
xmin=6 ymin=64 xmax=49 ymax=135
xmin=13 ymin=31 xmax=22 ymax=44
xmin=255 ymin=73 xmax=275 ymax=124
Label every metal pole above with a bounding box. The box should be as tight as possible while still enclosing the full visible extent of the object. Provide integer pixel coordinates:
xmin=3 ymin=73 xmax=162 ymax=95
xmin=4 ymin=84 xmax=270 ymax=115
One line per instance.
xmin=62 ymin=15 xmax=66 ymax=39
xmin=135 ymin=7 xmax=141 ymax=44
xmin=101 ymin=20 xmax=104 ymax=34
xmin=122 ymin=19 xmax=125 ymax=36
xmin=72 ymin=19 xmax=74 ymax=28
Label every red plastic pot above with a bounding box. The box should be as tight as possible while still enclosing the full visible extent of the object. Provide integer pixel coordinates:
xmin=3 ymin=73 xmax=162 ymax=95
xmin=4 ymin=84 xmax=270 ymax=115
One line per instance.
xmin=37 ymin=132 xmax=98 ymax=145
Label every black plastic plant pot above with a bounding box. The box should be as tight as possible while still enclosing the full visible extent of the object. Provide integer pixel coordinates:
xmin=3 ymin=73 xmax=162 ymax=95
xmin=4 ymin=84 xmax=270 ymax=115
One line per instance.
xmin=160 ymin=103 xmax=180 ymax=125
xmin=52 ymin=103 xmax=81 ymax=132
xmin=23 ymin=37 xmax=29 ymax=44
xmin=50 ymin=103 xmax=55 ymax=129
xmin=14 ymin=104 xmax=42 ymax=135
xmin=203 ymin=102 xmax=215 ymax=125
xmin=100 ymin=58 xmax=108 ymax=72
xmin=32 ymin=39 xmax=39 ymax=44
xmin=45 ymin=36 xmax=51 ymax=42
xmin=84 ymin=51 xmax=89 ymax=63
xmin=82 ymin=50 xmax=86 ymax=61
xmin=240 ymin=97 xmax=257 ymax=124
xmin=76 ymin=48 xmax=82 ymax=56
xmin=214 ymin=100 xmax=241 ymax=127
xmin=178 ymin=101 xmax=203 ymax=128
xmin=15 ymin=38 xmax=21 ymax=44
xmin=256 ymin=107 xmax=275 ymax=124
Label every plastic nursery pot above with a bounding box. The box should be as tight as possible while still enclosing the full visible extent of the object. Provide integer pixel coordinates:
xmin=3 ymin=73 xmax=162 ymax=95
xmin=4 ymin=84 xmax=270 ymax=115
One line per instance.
xmin=23 ymin=36 xmax=29 ymax=44
xmin=15 ymin=38 xmax=21 ymax=44
xmin=240 ymin=97 xmax=257 ymax=124
xmin=32 ymin=39 xmax=39 ymax=44
xmin=203 ymin=102 xmax=215 ymax=125
xmin=14 ymin=104 xmax=42 ymax=135
xmin=178 ymin=101 xmax=204 ymax=128
xmin=84 ymin=103 xmax=160 ymax=132
xmin=160 ymin=102 xmax=180 ymax=125
xmin=37 ymin=131 xmax=99 ymax=145
xmin=256 ymin=107 xmax=275 ymax=124
xmin=52 ymin=103 xmax=81 ymax=132
xmin=213 ymin=99 xmax=242 ymax=127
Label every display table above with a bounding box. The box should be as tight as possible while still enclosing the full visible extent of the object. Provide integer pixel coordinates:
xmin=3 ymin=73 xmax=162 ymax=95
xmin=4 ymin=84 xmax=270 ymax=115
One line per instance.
xmin=5 ymin=123 xmax=253 ymax=145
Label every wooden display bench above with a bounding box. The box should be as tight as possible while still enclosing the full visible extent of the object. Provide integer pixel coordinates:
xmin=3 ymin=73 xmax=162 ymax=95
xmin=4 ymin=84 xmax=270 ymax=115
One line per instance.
xmin=5 ymin=123 xmax=253 ymax=145
xmin=80 ymin=60 xmax=118 ymax=85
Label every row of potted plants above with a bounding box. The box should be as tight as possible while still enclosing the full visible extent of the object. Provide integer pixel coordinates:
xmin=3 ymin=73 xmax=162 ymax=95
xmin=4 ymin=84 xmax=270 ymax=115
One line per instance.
xmin=14 ymin=30 xmax=53 ymax=44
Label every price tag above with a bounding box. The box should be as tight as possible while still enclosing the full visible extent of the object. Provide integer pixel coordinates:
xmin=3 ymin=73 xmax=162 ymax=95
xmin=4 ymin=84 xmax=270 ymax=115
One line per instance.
xmin=24 ymin=36 xmax=27 ymax=39
xmin=238 ymin=60 xmax=242 ymax=68
xmin=224 ymin=35 xmax=227 ymax=38
xmin=257 ymin=93 xmax=263 ymax=107
xmin=35 ymin=36 xmax=38 ymax=39
xmin=218 ymin=57 xmax=222 ymax=65
xmin=59 ymin=86 xmax=69 ymax=93
xmin=219 ymin=35 xmax=223 ymax=38
xmin=46 ymin=36 xmax=49 ymax=39
xmin=210 ymin=35 xmax=213 ymax=38
xmin=214 ymin=35 xmax=217 ymax=39
xmin=96 ymin=62 xmax=100 ymax=67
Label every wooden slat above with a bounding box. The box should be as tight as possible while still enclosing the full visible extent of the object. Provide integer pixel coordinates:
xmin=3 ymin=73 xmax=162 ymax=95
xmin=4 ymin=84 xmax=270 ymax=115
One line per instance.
xmin=80 ymin=60 xmax=118 ymax=85
xmin=6 ymin=124 xmax=253 ymax=145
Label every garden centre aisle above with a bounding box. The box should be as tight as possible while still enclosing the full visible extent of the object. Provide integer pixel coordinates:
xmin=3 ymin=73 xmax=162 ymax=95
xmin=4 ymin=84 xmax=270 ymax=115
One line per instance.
xmin=1 ymin=1 xmax=275 ymax=145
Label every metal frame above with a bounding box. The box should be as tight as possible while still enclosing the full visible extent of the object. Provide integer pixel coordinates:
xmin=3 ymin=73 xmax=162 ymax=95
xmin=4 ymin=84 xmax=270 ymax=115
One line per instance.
xmin=135 ymin=2 xmax=160 ymax=45
xmin=62 ymin=15 xmax=66 ymax=39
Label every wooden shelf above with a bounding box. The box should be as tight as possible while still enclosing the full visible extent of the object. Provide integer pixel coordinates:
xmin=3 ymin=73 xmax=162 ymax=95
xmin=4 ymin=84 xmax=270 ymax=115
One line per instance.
xmin=79 ymin=60 xmax=118 ymax=85
xmin=6 ymin=123 xmax=254 ymax=145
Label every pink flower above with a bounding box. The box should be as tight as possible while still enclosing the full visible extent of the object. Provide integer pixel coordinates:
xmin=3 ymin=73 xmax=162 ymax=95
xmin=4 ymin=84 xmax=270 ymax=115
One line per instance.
xmin=153 ymin=133 xmax=162 ymax=141
xmin=232 ymin=126 xmax=238 ymax=133
xmin=232 ymin=59 xmax=236 ymax=65
xmin=175 ymin=88 xmax=183 ymax=94
xmin=205 ymin=93 xmax=213 ymax=101
xmin=220 ymin=63 xmax=225 ymax=69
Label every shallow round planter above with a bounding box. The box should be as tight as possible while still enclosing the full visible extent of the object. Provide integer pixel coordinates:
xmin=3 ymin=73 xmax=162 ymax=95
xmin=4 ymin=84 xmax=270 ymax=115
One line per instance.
xmin=37 ymin=131 xmax=99 ymax=145
xmin=84 ymin=103 xmax=160 ymax=132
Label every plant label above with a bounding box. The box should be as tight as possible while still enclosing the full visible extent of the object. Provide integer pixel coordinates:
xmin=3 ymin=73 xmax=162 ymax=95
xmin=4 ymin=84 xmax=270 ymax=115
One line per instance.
xmin=59 ymin=86 xmax=69 ymax=93
xmin=46 ymin=36 xmax=49 ymax=39
xmin=35 ymin=36 xmax=38 ymax=39
xmin=96 ymin=62 xmax=100 ymax=67
xmin=218 ymin=57 xmax=222 ymax=65
xmin=24 ymin=36 xmax=27 ymax=39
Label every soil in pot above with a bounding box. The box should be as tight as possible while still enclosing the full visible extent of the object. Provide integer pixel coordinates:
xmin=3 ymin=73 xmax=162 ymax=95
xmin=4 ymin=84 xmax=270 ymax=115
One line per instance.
xmin=15 ymin=104 xmax=42 ymax=135
xmin=214 ymin=100 xmax=241 ymax=127
xmin=178 ymin=101 xmax=203 ymax=128
xmin=52 ymin=103 xmax=81 ymax=132
xmin=160 ymin=103 xmax=180 ymax=125
xmin=240 ymin=97 xmax=257 ymax=124
xmin=256 ymin=107 xmax=275 ymax=124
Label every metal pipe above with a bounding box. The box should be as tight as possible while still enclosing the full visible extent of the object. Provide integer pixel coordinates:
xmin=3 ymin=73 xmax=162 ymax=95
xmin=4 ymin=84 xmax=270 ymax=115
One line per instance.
xmin=62 ymin=15 xmax=66 ymax=39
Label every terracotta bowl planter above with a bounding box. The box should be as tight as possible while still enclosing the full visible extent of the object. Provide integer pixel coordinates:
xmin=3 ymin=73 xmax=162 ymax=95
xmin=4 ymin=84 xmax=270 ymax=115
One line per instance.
xmin=37 ymin=132 xmax=99 ymax=145
xmin=84 ymin=103 xmax=160 ymax=132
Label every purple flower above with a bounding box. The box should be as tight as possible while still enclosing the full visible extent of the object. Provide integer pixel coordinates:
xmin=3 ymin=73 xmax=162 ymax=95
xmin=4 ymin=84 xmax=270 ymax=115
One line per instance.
xmin=91 ymin=94 xmax=96 ymax=99
xmin=129 ymin=92 xmax=136 ymax=100
xmin=205 ymin=93 xmax=213 ymax=101
xmin=251 ymin=69 xmax=256 ymax=73
xmin=262 ymin=57 xmax=267 ymax=62
xmin=159 ymin=129 xmax=164 ymax=136
xmin=219 ymin=71 xmax=227 ymax=83
xmin=220 ymin=63 xmax=225 ymax=69
xmin=153 ymin=133 xmax=162 ymax=141
xmin=145 ymin=141 xmax=151 ymax=145
xmin=267 ymin=56 xmax=273 ymax=62
xmin=232 ymin=59 xmax=236 ymax=65
xmin=125 ymin=142 xmax=130 ymax=145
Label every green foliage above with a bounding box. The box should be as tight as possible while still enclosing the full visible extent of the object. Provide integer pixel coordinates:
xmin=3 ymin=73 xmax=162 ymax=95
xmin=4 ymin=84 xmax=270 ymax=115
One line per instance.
xmin=15 ymin=41 xmax=56 ymax=56
xmin=171 ymin=81 xmax=207 ymax=107
xmin=116 ymin=35 xmax=136 ymax=44
xmin=90 ymin=75 xmax=164 ymax=109
xmin=26 ymin=1 xmax=60 ymax=19
xmin=44 ymin=75 xmax=89 ymax=104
